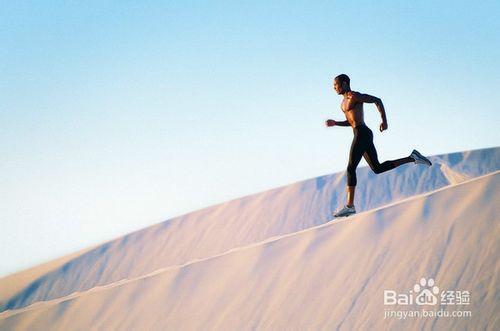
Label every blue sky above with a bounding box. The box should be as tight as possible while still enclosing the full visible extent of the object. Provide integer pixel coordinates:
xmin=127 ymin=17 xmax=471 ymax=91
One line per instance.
xmin=1 ymin=0 xmax=499 ymax=277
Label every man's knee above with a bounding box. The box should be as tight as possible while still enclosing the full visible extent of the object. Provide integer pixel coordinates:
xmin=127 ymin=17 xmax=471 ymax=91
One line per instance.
xmin=347 ymin=161 xmax=357 ymax=173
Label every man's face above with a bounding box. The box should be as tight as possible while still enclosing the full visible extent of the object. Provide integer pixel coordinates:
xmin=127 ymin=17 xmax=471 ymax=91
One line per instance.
xmin=333 ymin=79 xmax=343 ymax=94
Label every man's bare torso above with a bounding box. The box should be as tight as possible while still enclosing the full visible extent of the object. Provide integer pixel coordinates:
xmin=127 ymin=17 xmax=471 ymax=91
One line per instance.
xmin=341 ymin=91 xmax=365 ymax=128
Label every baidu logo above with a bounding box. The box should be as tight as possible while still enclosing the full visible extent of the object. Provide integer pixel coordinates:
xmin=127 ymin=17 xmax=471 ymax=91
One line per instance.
xmin=384 ymin=277 xmax=470 ymax=306
xmin=383 ymin=277 xmax=472 ymax=319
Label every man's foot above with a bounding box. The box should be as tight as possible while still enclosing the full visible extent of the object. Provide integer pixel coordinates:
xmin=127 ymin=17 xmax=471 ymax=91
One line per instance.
xmin=410 ymin=149 xmax=432 ymax=166
xmin=333 ymin=205 xmax=356 ymax=218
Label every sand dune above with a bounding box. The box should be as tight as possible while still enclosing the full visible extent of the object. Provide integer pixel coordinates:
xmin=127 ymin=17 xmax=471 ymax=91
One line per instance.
xmin=0 ymin=147 xmax=499 ymax=316
xmin=0 ymin=169 xmax=498 ymax=330
xmin=0 ymin=245 xmax=100 ymax=307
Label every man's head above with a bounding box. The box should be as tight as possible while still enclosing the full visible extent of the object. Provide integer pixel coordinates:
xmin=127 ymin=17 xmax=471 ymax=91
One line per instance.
xmin=333 ymin=74 xmax=350 ymax=95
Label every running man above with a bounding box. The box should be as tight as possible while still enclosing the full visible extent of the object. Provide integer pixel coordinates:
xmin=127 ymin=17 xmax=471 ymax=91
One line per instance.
xmin=325 ymin=74 xmax=432 ymax=218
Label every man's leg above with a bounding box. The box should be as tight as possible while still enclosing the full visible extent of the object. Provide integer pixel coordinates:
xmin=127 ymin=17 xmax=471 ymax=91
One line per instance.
xmin=363 ymin=139 xmax=413 ymax=174
xmin=346 ymin=132 xmax=366 ymax=207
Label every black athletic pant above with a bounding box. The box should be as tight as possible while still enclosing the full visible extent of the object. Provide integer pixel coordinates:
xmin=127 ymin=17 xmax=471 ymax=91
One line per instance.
xmin=347 ymin=124 xmax=397 ymax=186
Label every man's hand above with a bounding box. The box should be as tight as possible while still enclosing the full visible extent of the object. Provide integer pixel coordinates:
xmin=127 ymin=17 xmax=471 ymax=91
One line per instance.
xmin=379 ymin=122 xmax=388 ymax=132
xmin=325 ymin=119 xmax=336 ymax=127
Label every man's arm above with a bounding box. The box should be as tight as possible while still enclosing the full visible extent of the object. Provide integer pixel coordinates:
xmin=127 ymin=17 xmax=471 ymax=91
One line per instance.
xmin=351 ymin=92 xmax=387 ymax=125
xmin=325 ymin=119 xmax=350 ymax=127
xmin=334 ymin=120 xmax=350 ymax=126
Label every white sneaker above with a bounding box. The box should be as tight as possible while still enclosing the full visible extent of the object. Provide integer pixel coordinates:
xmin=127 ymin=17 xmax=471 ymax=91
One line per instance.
xmin=333 ymin=205 xmax=356 ymax=218
xmin=410 ymin=149 xmax=432 ymax=166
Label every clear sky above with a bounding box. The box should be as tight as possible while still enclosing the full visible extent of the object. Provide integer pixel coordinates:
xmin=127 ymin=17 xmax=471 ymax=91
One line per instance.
xmin=1 ymin=1 xmax=499 ymax=277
